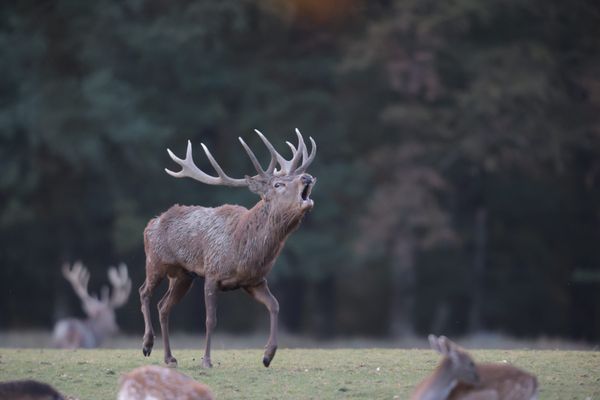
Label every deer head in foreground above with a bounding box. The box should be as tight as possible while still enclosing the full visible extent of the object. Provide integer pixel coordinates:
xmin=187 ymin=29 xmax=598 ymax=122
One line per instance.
xmin=139 ymin=129 xmax=316 ymax=368
xmin=53 ymin=261 xmax=131 ymax=349
xmin=0 ymin=380 xmax=65 ymax=400
xmin=411 ymin=335 xmax=538 ymax=400
xmin=118 ymin=365 xmax=214 ymax=400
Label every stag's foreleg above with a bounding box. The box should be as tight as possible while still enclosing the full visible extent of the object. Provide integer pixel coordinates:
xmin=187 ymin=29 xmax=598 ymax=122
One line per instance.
xmin=244 ymin=279 xmax=279 ymax=367
xmin=158 ymin=270 xmax=194 ymax=367
xmin=139 ymin=262 xmax=165 ymax=357
xmin=201 ymin=278 xmax=218 ymax=368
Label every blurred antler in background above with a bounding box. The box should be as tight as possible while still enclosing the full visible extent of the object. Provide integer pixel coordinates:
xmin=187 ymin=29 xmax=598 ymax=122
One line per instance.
xmin=53 ymin=262 xmax=131 ymax=349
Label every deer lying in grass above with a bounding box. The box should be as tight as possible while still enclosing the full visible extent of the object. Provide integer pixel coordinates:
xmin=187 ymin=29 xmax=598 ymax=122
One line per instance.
xmin=140 ymin=129 xmax=316 ymax=368
xmin=53 ymin=261 xmax=131 ymax=349
xmin=0 ymin=379 xmax=65 ymax=400
xmin=411 ymin=335 xmax=538 ymax=400
xmin=118 ymin=365 xmax=214 ymax=400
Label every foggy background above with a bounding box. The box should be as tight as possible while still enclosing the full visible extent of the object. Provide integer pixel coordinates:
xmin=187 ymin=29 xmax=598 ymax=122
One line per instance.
xmin=1 ymin=0 xmax=599 ymax=345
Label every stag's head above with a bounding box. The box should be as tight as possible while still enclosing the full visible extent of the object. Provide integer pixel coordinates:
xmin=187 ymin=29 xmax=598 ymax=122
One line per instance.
xmin=165 ymin=129 xmax=317 ymax=216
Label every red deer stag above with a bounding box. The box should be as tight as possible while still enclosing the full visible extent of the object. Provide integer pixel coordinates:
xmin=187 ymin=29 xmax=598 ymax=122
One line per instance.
xmin=411 ymin=335 xmax=538 ymax=400
xmin=118 ymin=365 xmax=214 ymax=400
xmin=53 ymin=261 xmax=131 ymax=348
xmin=140 ymin=129 xmax=316 ymax=368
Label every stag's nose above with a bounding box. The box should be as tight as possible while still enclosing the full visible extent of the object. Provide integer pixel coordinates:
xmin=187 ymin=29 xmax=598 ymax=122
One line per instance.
xmin=301 ymin=175 xmax=313 ymax=185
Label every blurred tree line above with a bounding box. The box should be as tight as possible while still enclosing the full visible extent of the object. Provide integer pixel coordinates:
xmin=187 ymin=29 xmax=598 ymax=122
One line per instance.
xmin=1 ymin=0 xmax=599 ymax=341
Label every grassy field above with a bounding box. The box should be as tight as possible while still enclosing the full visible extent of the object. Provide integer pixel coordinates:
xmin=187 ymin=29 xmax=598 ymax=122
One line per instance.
xmin=0 ymin=348 xmax=598 ymax=399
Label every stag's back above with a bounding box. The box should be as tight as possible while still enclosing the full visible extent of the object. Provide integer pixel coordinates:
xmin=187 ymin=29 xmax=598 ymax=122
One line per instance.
xmin=145 ymin=204 xmax=248 ymax=271
xmin=117 ymin=365 xmax=214 ymax=400
xmin=52 ymin=318 xmax=97 ymax=349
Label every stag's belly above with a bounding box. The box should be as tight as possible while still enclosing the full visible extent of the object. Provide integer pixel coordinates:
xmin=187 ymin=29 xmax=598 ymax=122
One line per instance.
xmin=213 ymin=258 xmax=277 ymax=290
xmin=217 ymin=275 xmax=264 ymax=291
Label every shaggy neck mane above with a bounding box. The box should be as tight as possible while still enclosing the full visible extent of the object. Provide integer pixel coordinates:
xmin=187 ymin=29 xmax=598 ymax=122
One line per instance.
xmin=233 ymin=200 xmax=303 ymax=264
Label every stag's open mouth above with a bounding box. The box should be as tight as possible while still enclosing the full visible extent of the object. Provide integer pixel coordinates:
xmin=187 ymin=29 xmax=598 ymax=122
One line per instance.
xmin=299 ymin=182 xmax=314 ymax=210
xmin=301 ymin=184 xmax=310 ymax=201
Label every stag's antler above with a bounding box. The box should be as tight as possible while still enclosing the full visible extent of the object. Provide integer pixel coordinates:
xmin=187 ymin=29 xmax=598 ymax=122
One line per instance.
xmin=289 ymin=128 xmax=317 ymax=175
xmin=253 ymin=129 xmax=316 ymax=175
xmin=64 ymin=261 xmax=131 ymax=314
xmin=62 ymin=261 xmax=102 ymax=314
xmin=165 ymin=130 xmax=317 ymax=185
xmin=106 ymin=263 xmax=131 ymax=308
xmin=165 ymin=141 xmax=248 ymax=187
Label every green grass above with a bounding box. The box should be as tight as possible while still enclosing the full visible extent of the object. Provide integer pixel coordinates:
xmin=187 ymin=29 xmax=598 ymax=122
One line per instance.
xmin=0 ymin=348 xmax=598 ymax=399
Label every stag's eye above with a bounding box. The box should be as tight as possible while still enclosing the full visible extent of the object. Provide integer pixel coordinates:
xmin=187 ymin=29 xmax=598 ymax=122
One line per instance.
xmin=274 ymin=182 xmax=285 ymax=188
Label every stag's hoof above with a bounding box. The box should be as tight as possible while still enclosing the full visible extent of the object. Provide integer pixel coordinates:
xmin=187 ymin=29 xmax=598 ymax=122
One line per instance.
xmin=142 ymin=335 xmax=154 ymax=357
xmin=263 ymin=345 xmax=277 ymax=367
xmin=201 ymin=357 xmax=213 ymax=368
xmin=165 ymin=357 xmax=178 ymax=368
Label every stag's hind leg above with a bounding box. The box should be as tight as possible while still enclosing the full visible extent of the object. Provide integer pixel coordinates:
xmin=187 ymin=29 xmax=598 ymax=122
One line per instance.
xmin=158 ymin=269 xmax=194 ymax=367
xmin=244 ymin=279 xmax=279 ymax=367
xmin=139 ymin=260 xmax=166 ymax=357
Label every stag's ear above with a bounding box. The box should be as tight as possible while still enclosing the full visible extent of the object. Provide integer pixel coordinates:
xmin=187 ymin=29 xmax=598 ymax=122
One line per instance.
xmin=447 ymin=341 xmax=461 ymax=365
xmin=428 ymin=334 xmax=441 ymax=353
xmin=436 ymin=336 xmax=462 ymax=366
xmin=246 ymin=175 xmax=268 ymax=195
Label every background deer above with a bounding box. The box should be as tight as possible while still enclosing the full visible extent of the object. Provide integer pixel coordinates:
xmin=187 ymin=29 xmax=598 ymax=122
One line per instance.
xmin=118 ymin=365 xmax=214 ymax=400
xmin=139 ymin=128 xmax=316 ymax=368
xmin=411 ymin=335 xmax=538 ymax=400
xmin=53 ymin=261 xmax=131 ymax=349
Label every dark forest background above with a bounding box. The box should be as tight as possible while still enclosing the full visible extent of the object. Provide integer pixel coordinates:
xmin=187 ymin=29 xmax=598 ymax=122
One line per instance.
xmin=1 ymin=0 xmax=599 ymax=342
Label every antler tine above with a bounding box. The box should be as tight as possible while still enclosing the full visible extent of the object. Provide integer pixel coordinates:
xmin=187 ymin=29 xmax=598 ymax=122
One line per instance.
xmin=62 ymin=261 xmax=98 ymax=309
xmin=107 ymin=263 xmax=132 ymax=308
xmin=254 ymin=129 xmax=288 ymax=174
xmin=288 ymin=129 xmax=305 ymax=172
xmin=165 ymin=140 xmax=247 ymax=187
xmin=286 ymin=140 xmax=308 ymax=168
xmin=255 ymin=129 xmax=310 ymax=175
xmin=294 ymin=129 xmax=316 ymax=174
xmin=286 ymin=141 xmax=296 ymax=153
xmin=295 ymin=133 xmax=309 ymax=162
xmin=200 ymin=143 xmax=249 ymax=186
xmin=238 ymin=137 xmax=267 ymax=176
xmin=265 ymin=151 xmax=277 ymax=174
